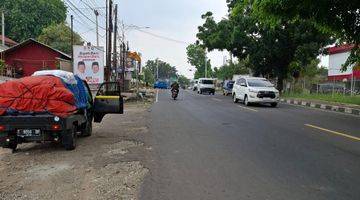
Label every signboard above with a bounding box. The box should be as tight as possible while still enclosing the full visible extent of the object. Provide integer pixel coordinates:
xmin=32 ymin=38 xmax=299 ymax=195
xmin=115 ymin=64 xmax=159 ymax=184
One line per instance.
xmin=126 ymin=57 xmax=135 ymax=72
xmin=328 ymin=51 xmax=354 ymax=76
xmin=73 ymin=45 xmax=104 ymax=84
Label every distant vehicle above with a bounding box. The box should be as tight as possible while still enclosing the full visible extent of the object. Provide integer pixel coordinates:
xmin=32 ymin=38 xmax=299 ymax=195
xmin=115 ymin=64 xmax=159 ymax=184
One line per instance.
xmin=232 ymin=77 xmax=279 ymax=107
xmin=154 ymin=81 xmax=168 ymax=89
xmin=222 ymin=80 xmax=234 ymax=96
xmin=197 ymin=78 xmax=215 ymax=95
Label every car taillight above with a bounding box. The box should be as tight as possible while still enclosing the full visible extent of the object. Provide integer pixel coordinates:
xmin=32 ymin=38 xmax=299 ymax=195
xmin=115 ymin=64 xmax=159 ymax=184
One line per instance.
xmin=51 ymin=124 xmax=61 ymax=131
xmin=0 ymin=125 xmax=5 ymax=131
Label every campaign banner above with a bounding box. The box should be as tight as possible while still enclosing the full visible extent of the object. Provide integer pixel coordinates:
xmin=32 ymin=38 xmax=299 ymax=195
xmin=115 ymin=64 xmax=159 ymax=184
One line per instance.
xmin=73 ymin=46 xmax=104 ymax=84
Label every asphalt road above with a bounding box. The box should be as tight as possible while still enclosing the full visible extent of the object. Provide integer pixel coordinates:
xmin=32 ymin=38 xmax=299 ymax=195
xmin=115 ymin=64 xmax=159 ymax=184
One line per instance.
xmin=141 ymin=89 xmax=360 ymax=200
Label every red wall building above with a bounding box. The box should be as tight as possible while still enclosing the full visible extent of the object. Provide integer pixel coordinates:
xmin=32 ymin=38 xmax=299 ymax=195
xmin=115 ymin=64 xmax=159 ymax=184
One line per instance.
xmin=1 ymin=39 xmax=71 ymax=77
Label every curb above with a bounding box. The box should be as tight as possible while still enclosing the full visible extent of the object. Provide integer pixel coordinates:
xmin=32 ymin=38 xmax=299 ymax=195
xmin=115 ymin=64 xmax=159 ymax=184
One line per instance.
xmin=280 ymin=99 xmax=360 ymax=116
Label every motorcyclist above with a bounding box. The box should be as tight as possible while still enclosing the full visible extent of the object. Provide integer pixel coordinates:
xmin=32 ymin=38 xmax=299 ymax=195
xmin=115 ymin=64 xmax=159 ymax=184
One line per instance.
xmin=170 ymin=82 xmax=180 ymax=100
xmin=171 ymin=82 xmax=179 ymax=91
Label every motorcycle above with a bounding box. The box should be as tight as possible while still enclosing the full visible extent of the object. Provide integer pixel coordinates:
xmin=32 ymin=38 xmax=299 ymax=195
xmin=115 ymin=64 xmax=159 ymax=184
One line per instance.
xmin=171 ymin=89 xmax=179 ymax=100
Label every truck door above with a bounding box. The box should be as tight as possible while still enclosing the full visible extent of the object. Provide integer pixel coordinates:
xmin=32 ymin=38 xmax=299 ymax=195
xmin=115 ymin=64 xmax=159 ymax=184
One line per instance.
xmin=93 ymin=82 xmax=124 ymax=123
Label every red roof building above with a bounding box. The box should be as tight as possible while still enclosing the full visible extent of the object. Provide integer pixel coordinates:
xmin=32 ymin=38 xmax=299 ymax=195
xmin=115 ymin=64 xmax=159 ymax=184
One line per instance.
xmin=0 ymin=39 xmax=71 ymax=78
xmin=0 ymin=35 xmax=18 ymax=47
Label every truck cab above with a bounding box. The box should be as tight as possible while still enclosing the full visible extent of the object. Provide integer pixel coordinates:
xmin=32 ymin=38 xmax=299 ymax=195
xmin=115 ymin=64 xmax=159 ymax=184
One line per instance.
xmin=0 ymin=81 xmax=124 ymax=151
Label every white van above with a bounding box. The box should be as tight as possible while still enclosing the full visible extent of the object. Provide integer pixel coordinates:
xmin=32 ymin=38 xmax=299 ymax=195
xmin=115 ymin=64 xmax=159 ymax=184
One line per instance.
xmin=197 ymin=78 xmax=215 ymax=95
xmin=232 ymin=77 xmax=279 ymax=107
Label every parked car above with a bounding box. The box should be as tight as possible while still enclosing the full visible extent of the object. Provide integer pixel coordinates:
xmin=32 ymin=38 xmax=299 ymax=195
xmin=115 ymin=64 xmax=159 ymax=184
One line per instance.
xmin=222 ymin=80 xmax=234 ymax=96
xmin=154 ymin=81 xmax=168 ymax=89
xmin=197 ymin=78 xmax=215 ymax=95
xmin=232 ymin=77 xmax=279 ymax=107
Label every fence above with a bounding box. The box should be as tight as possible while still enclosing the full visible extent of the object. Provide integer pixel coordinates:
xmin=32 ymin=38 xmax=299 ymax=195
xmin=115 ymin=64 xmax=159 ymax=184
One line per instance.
xmin=283 ymin=77 xmax=359 ymax=96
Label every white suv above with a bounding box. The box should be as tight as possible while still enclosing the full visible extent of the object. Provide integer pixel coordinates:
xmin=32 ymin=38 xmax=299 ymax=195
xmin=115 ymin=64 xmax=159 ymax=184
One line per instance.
xmin=232 ymin=77 xmax=279 ymax=107
xmin=197 ymin=78 xmax=215 ymax=95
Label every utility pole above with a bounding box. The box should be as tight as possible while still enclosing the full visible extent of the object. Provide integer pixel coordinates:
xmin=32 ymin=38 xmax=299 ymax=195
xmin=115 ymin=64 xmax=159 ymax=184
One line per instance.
xmin=70 ymin=15 xmax=74 ymax=63
xmin=1 ymin=10 xmax=4 ymax=47
xmin=156 ymin=59 xmax=159 ymax=80
xmin=105 ymin=0 xmax=108 ymax=56
xmin=122 ymin=42 xmax=126 ymax=91
xmin=94 ymin=10 xmax=99 ymax=46
xmin=112 ymin=4 xmax=118 ymax=81
xmin=106 ymin=0 xmax=113 ymax=82
xmin=204 ymin=50 xmax=207 ymax=78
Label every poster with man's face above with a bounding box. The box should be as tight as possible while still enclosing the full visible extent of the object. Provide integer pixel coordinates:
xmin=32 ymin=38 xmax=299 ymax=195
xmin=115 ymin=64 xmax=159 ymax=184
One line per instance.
xmin=73 ymin=46 xmax=104 ymax=84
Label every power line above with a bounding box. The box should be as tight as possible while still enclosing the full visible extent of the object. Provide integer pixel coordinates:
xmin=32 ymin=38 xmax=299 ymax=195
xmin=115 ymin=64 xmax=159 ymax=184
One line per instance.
xmin=72 ymin=7 xmax=106 ymax=10
xmin=79 ymin=0 xmax=95 ymax=11
xmin=135 ymin=29 xmax=190 ymax=45
xmin=64 ymin=0 xmax=106 ymax=30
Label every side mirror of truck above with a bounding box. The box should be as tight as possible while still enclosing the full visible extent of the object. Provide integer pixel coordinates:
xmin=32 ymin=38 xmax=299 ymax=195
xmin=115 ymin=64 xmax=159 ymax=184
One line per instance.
xmin=93 ymin=82 xmax=124 ymax=123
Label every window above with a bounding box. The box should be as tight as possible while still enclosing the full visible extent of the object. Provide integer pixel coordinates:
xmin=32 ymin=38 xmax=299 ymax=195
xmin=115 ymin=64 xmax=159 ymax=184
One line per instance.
xmin=247 ymin=79 xmax=273 ymax=87
xmin=96 ymin=82 xmax=121 ymax=96
xmin=201 ymin=80 xmax=214 ymax=84
xmin=240 ymin=78 xmax=246 ymax=86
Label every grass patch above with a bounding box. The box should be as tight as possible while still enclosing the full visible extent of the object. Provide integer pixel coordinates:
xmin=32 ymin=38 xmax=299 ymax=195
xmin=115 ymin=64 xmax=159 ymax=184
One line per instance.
xmin=282 ymin=93 xmax=360 ymax=106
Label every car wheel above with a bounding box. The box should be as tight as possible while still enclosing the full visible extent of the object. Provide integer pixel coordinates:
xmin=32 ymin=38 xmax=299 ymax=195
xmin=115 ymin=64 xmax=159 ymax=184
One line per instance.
xmin=271 ymin=103 xmax=278 ymax=107
xmin=244 ymin=95 xmax=250 ymax=106
xmin=233 ymin=94 xmax=238 ymax=103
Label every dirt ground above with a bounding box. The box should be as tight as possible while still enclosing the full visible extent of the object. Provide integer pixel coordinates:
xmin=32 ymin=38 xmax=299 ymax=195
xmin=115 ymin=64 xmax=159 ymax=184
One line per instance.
xmin=0 ymin=102 xmax=152 ymax=200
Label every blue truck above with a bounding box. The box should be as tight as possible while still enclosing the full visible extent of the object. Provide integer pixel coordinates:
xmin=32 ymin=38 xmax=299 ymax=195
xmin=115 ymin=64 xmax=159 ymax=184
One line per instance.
xmin=154 ymin=80 xmax=169 ymax=89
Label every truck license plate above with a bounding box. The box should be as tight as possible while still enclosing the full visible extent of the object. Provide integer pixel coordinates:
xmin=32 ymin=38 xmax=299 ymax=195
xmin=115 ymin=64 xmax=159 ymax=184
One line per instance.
xmin=17 ymin=129 xmax=41 ymax=137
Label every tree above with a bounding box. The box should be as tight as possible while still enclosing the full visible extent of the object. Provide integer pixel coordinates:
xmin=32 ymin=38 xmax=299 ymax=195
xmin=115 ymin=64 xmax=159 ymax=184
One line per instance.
xmin=196 ymin=1 xmax=332 ymax=91
xmin=213 ymin=59 xmax=250 ymax=81
xmin=38 ymin=23 xmax=83 ymax=54
xmin=252 ymin=0 xmax=360 ymax=69
xmin=178 ymin=75 xmax=190 ymax=86
xmin=1 ymin=0 xmax=66 ymax=42
xmin=186 ymin=44 xmax=213 ymax=79
xmin=141 ymin=67 xmax=155 ymax=85
xmin=143 ymin=59 xmax=177 ymax=80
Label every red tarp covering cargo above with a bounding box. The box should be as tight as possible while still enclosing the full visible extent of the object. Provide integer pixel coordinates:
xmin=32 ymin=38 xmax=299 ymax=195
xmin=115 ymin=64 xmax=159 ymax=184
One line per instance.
xmin=0 ymin=76 xmax=77 ymax=117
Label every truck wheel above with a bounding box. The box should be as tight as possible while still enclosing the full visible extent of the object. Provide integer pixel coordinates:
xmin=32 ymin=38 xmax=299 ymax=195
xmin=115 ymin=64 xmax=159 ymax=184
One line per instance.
xmin=81 ymin=121 xmax=92 ymax=137
xmin=63 ymin=127 xmax=76 ymax=151
xmin=5 ymin=142 xmax=18 ymax=152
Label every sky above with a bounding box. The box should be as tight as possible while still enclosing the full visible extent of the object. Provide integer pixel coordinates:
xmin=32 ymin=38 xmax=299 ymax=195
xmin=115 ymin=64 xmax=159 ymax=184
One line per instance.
xmin=65 ymin=0 xmax=229 ymax=78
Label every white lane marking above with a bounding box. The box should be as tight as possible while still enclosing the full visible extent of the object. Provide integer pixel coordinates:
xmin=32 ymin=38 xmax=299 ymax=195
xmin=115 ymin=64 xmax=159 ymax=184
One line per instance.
xmin=212 ymin=98 xmax=222 ymax=102
xmin=237 ymin=105 xmax=258 ymax=112
xmin=281 ymin=102 xmax=360 ymax=118
xmin=156 ymin=89 xmax=159 ymax=102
